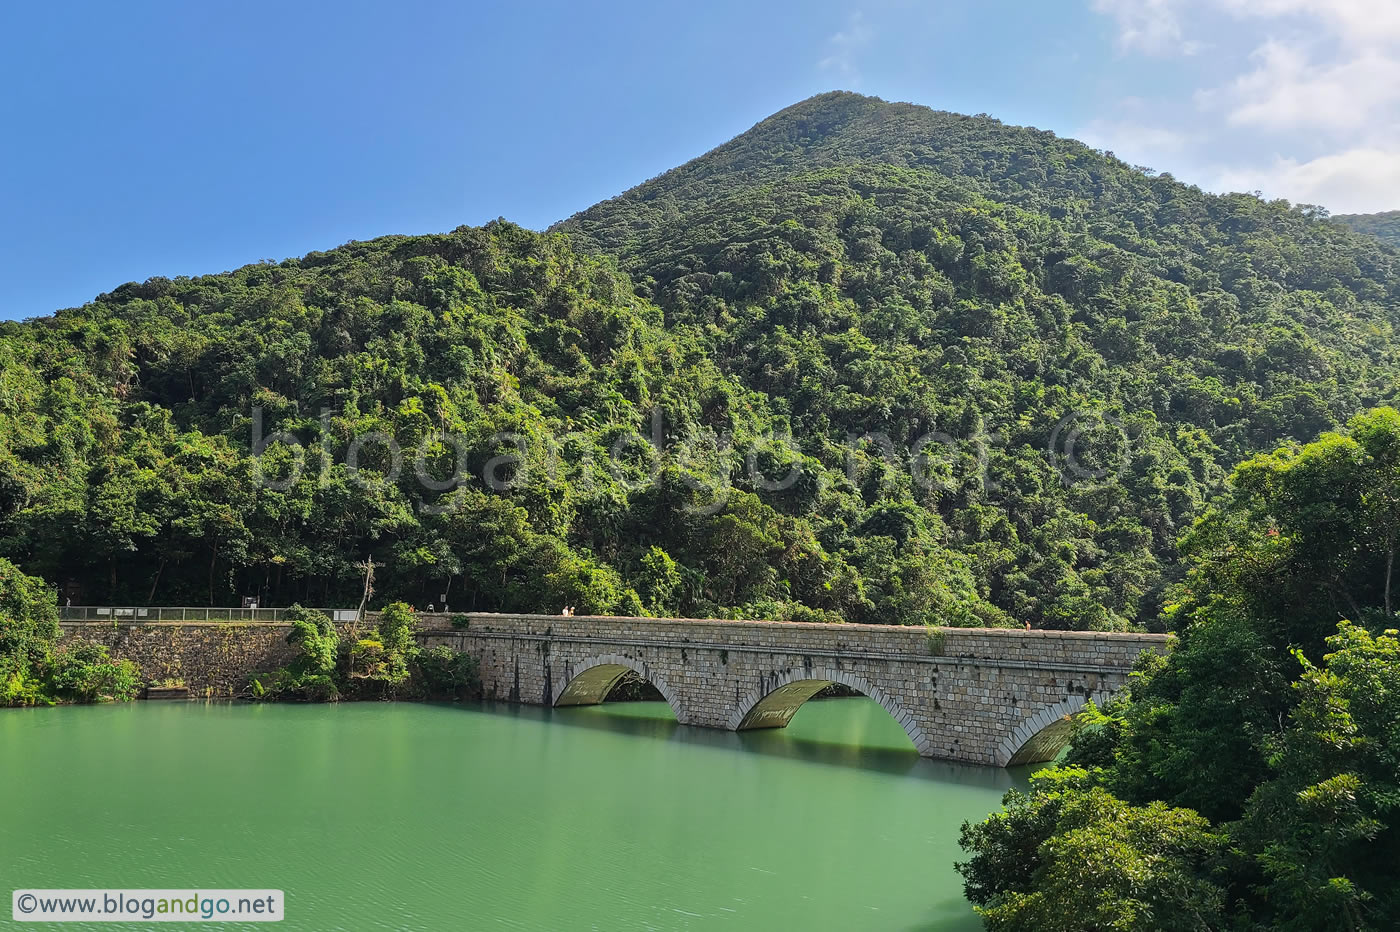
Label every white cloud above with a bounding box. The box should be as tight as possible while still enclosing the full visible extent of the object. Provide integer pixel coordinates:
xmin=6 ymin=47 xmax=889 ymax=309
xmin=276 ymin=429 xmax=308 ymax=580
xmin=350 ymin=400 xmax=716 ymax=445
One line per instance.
xmin=1091 ymin=0 xmax=1201 ymax=55
xmin=819 ymin=13 xmax=875 ymax=83
xmin=1085 ymin=0 xmax=1400 ymax=212
xmin=1096 ymin=0 xmax=1400 ymax=54
xmin=1198 ymin=40 xmax=1400 ymax=132
xmin=1077 ymin=118 xmax=1193 ymax=169
xmin=1215 ymin=0 xmax=1400 ymax=47
xmin=1214 ymin=146 xmax=1400 ymax=213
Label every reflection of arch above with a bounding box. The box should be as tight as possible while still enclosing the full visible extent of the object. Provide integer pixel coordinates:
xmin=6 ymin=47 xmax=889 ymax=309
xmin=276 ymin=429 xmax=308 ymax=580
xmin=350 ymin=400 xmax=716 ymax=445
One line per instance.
xmin=996 ymin=695 xmax=1106 ymax=767
xmin=726 ymin=668 xmax=932 ymax=756
xmin=551 ymin=654 xmax=686 ymax=723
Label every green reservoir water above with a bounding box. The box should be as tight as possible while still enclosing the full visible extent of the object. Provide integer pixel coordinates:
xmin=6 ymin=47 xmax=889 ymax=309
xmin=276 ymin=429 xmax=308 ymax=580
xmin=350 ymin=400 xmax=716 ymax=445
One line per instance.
xmin=0 ymin=699 xmax=1025 ymax=930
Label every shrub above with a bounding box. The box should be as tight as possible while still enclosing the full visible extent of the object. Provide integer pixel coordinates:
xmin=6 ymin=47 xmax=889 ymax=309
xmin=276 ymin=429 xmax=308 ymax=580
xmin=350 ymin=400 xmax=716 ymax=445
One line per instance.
xmin=44 ymin=643 xmax=142 ymax=702
xmin=350 ymin=616 xmax=412 ymax=695
xmin=1 ymin=560 xmax=140 ymax=706
xmin=412 ymin=645 xmax=480 ymax=699
xmin=1 ymin=658 xmax=47 ymax=706
xmin=249 ymin=604 xmax=341 ymax=701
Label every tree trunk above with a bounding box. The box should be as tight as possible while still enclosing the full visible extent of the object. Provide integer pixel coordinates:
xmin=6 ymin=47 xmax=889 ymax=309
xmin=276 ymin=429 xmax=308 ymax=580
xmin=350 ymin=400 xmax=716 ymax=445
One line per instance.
xmin=207 ymin=542 xmax=220 ymax=606
xmin=147 ymin=558 xmax=167 ymax=603
xmin=1386 ymin=544 xmax=1394 ymax=618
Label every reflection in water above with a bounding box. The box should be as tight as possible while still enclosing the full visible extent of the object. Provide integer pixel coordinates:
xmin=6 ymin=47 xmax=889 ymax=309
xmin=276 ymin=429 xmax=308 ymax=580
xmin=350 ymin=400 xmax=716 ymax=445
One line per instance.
xmin=1 ymin=698 xmax=1021 ymax=931
xmin=544 ymin=697 xmax=1023 ymax=789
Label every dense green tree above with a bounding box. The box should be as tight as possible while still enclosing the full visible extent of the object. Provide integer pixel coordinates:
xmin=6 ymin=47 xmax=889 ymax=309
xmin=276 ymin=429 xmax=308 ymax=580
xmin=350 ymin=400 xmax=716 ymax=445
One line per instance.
xmin=961 ymin=409 xmax=1400 ymax=929
xmin=0 ymin=93 xmax=1398 ymax=633
xmin=957 ymin=768 xmax=1226 ymax=931
xmin=0 ymin=558 xmax=139 ymax=705
xmin=1104 ymin=408 xmax=1400 ymax=821
xmin=1334 ymin=210 xmax=1400 ymax=248
xmin=0 ymin=558 xmax=61 ymax=703
xmin=1236 ymin=623 xmax=1400 ymax=930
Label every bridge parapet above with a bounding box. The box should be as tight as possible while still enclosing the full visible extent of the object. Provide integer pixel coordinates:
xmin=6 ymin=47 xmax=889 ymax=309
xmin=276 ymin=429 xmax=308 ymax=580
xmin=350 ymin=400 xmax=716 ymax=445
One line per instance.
xmin=418 ymin=613 xmax=1158 ymax=667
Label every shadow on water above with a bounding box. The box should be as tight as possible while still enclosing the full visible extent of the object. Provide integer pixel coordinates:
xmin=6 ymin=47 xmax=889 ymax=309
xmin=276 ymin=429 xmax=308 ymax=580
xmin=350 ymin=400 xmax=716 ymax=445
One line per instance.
xmin=462 ymin=699 xmax=1025 ymax=791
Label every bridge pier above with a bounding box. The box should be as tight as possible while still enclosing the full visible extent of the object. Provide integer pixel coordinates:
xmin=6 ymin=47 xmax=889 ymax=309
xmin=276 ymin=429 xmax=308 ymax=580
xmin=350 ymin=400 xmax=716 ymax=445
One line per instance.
xmin=420 ymin=613 xmax=1164 ymax=768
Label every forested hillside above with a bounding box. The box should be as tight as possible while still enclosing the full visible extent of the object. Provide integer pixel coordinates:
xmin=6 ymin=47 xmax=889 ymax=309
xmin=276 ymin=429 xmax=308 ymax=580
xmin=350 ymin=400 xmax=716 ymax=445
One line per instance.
xmin=1335 ymin=209 xmax=1400 ymax=247
xmin=558 ymin=91 xmax=1400 ymax=629
xmin=1 ymin=92 xmax=1398 ymax=630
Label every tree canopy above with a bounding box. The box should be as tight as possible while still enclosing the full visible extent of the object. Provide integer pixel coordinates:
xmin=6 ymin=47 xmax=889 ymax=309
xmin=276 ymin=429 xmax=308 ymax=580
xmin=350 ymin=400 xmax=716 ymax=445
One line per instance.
xmin=959 ymin=409 xmax=1400 ymax=930
xmin=1 ymin=92 xmax=1398 ymax=632
xmin=1335 ymin=210 xmax=1400 ymax=248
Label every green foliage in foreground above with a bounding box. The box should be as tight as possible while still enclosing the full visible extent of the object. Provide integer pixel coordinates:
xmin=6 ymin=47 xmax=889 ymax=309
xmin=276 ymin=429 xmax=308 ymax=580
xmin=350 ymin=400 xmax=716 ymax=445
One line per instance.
xmin=958 ymin=409 xmax=1400 ymax=930
xmin=0 ymin=558 xmax=140 ymax=705
xmin=958 ymin=768 xmax=1227 ymax=931
xmin=250 ymin=602 xmax=479 ymax=702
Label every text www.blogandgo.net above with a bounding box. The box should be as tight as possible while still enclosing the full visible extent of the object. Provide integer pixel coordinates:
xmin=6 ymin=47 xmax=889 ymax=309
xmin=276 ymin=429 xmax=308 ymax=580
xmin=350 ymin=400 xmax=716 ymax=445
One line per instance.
xmin=12 ymin=890 xmax=283 ymax=922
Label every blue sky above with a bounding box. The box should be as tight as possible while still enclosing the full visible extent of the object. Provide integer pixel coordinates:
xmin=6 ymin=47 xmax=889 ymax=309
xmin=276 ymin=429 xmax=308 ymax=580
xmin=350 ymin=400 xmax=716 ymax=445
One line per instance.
xmin=3 ymin=0 xmax=1397 ymax=320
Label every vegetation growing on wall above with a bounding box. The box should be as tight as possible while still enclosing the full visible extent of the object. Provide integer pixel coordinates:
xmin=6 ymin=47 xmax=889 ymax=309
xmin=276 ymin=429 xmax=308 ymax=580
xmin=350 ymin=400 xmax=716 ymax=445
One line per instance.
xmin=249 ymin=602 xmax=479 ymax=702
xmin=0 ymin=559 xmax=140 ymax=705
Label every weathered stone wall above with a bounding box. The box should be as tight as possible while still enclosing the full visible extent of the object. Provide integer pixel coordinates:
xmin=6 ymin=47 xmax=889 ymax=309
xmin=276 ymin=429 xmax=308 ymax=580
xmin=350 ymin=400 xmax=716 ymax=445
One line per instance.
xmin=59 ymin=621 xmax=315 ymax=696
xmin=418 ymin=613 xmax=1167 ymax=766
xmin=61 ymin=613 xmax=1168 ymax=766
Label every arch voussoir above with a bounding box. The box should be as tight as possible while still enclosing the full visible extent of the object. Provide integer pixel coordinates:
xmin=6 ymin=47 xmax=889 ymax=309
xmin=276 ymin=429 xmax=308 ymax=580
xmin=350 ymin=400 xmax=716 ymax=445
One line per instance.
xmin=996 ymin=696 xmax=1093 ymax=767
xmin=551 ymin=654 xmax=687 ymax=723
xmin=725 ymin=666 xmax=931 ymax=755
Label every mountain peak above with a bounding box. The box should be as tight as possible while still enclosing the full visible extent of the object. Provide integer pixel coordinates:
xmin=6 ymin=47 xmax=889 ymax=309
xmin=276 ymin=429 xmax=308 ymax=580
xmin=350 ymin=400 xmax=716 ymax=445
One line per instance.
xmin=561 ymin=99 xmax=1172 ymax=270
xmin=557 ymin=94 xmax=986 ymax=216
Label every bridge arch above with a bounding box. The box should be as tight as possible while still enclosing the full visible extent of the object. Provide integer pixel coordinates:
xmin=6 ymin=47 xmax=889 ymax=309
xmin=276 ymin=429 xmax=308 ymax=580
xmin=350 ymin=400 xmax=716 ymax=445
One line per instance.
xmin=726 ymin=668 xmax=934 ymax=756
xmin=995 ymin=693 xmax=1111 ymax=767
xmin=551 ymin=653 xmax=687 ymax=723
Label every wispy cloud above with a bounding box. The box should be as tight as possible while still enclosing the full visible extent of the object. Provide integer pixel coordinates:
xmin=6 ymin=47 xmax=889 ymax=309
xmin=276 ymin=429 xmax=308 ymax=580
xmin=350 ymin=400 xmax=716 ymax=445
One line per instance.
xmin=1077 ymin=118 xmax=1193 ymax=168
xmin=1085 ymin=0 xmax=1400 ymax=212
xmin=1091 ymin=0 xmax=1201 ymax=55
xmin=819 ymin=12 xmax=875 ymax=85
xmin=1197 ymin=40 xmax=1400 ymax=133
xmin=1214 ymin=0 xmax=1400 ymax=47
xmin=1210 ymin=146 xmax=1400 ymax=214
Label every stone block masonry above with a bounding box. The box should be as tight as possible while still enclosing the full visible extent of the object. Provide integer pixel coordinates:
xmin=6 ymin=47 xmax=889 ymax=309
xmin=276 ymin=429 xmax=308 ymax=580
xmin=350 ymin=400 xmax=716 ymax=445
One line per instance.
xmin=422 ymin=613 xmax=1166 ymax=767
xmin=61 ymin=612 xmax=1167 ymax=767
xmin=59 ymin=620 xmax=324 ymax=697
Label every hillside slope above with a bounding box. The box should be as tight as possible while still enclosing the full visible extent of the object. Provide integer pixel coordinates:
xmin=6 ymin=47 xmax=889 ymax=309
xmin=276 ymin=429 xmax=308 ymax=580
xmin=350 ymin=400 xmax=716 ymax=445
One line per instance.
xmin=1334 ymin=209 xmax=1400 ymax=248
xmin=0 ymin=224 xmax=999 ymax=625
xmin=556 ymin=92 xmax=1400 ymax=627
xmin=1 ymin=92 xmax=1398 ymax=631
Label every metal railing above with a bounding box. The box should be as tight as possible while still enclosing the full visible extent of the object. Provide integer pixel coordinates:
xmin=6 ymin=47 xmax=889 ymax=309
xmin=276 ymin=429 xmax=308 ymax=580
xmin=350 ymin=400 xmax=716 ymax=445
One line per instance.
xmin=59 ymin=606 xmax=360 ymax=623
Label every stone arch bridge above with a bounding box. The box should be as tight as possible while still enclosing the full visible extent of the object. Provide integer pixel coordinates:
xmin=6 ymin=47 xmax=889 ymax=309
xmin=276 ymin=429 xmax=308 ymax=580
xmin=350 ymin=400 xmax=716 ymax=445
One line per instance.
xmin=421 ymin=613 xmax=1166 ymax=767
